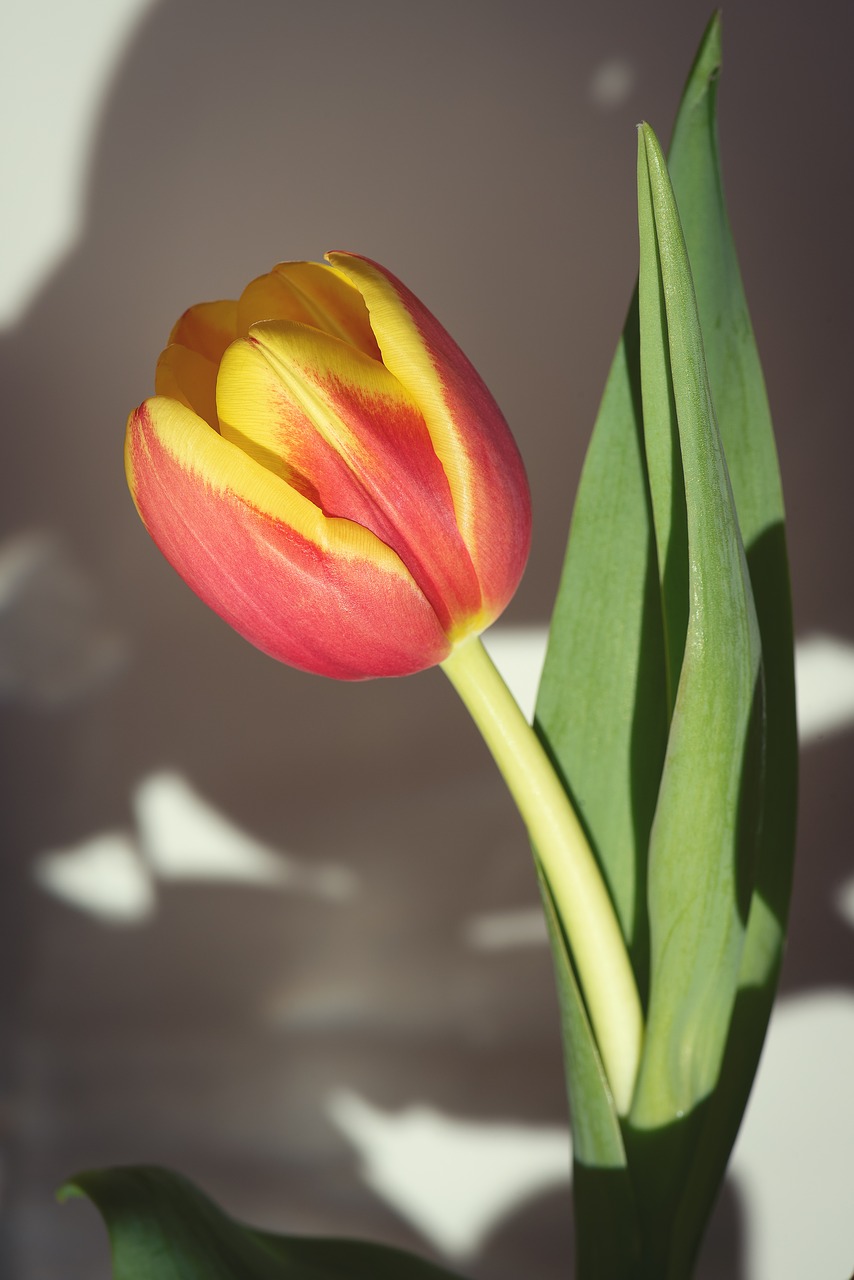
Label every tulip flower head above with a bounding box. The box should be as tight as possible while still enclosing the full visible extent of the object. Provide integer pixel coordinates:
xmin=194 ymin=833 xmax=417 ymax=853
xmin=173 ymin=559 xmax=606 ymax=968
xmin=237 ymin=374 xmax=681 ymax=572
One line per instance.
xmin=126 ymin=254 xmax=531 ymax=678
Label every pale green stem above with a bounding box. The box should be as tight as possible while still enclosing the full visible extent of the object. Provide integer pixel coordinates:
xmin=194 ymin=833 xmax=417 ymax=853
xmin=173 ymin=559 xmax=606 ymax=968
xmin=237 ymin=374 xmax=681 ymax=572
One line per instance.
xmin=441 ymin=634 xmax=643 ymax=1114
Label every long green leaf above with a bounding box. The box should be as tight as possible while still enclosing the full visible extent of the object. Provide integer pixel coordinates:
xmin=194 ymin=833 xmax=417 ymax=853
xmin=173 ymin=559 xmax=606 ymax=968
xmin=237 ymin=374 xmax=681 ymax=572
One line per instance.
xmin=630 ymin=119 xmax=763 ymax=1126
xmin=61 ymin=1167 xmax=464 ymax=1280
xmin=662 ymin=14 xmax=797 ymax=1269
xmin=621 ymin=121 xmax=766 ymax=1280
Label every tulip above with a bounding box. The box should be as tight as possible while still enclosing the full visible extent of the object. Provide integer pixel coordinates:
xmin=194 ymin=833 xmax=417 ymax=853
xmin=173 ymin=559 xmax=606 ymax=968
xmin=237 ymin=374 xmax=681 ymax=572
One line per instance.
xmin=126 ymin=253 xmax=641 ymax=1111
xmin=126 ymin=254 xmax=531 ymax=679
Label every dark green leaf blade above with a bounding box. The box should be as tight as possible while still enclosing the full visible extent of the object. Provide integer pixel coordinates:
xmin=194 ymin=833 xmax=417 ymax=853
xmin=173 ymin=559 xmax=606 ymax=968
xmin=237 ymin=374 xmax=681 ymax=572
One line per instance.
xmin=534 ymin=281 xmax=666 ymax=1001
xmin=61 ymin=1166 xmax=465 ymax=1280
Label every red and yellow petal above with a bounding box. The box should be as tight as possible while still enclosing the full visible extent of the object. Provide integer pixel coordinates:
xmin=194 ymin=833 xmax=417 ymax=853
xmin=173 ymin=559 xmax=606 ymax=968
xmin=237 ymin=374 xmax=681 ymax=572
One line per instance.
xmin=216 ymin=321 xmax=483 ymax=634
xmin=125 ymin=396 xmax=452 ymax=678
xmin=168 ymin=299 xmax=239 ymax=365
xmin=327 ymin=252 xmax=531 ymax=622
xmin=236 ymin=261 xmax=379 ymax=360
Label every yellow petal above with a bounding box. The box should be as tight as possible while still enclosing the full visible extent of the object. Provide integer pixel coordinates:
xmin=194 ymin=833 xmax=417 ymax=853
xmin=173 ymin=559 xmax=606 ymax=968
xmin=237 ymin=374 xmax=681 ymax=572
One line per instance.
xmin=155 ymin=344 xmax=219 ymax=429
xmin=237 ymin=261 xmax=379 ymax=358
xmin=169 ymin=299 xmax=239 ymax=364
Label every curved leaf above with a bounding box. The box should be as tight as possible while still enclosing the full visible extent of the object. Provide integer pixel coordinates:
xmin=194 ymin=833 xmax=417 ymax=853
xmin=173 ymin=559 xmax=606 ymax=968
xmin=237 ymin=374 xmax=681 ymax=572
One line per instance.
xmin=61 ymin=1166 xmax=465 ymax=1280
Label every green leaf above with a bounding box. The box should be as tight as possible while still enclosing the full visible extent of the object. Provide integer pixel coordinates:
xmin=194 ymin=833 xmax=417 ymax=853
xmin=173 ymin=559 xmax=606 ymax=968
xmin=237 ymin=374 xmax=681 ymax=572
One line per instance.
xmin=668 ymin=6 xmax=796 ymax=1064
xmin=630 ymin=119 xmax=763 ymax=1126
xmin=60 ymin=1166 xmax=464 ymax=1280
xmin=534 ymin=291 xmax=665 ymax=1001
xmin=660 ymin=13 xmax=797 ymax=1270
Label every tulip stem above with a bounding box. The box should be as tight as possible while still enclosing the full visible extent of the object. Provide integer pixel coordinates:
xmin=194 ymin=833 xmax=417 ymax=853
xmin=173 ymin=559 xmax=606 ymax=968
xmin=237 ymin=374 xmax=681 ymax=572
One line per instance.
xmin=440 ymin=634 xmax=643 ymax=1114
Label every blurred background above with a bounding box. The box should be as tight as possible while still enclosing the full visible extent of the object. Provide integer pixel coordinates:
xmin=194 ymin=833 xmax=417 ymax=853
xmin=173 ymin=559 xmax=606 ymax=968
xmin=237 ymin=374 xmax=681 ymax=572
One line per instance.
xmin=1 ymin=1 xmax=853 ymax=1276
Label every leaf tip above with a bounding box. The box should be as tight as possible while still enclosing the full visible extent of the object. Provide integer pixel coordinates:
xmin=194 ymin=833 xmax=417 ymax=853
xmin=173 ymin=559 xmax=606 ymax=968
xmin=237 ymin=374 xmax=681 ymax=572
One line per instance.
xmin=690 ymin=11 xmax=723 ymax=89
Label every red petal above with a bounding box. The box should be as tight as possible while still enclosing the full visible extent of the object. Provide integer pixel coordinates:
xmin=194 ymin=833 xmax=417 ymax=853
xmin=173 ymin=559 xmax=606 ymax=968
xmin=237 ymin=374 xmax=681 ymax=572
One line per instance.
xmin=126 ymin=399 xmax=452 ymax=678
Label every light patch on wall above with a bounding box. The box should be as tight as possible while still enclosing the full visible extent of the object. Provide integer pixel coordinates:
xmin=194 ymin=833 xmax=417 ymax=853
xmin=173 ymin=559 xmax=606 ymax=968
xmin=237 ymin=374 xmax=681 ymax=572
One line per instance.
xmin=34 ymin=831 xmax=155 ymax=924
xmin=481 ymin=625 xmax=546 ymax=723
xmin=134 ymin=771 xmax=356 ymax=900
xmin=730 ymin=991 xmax=854 ymax=1280
xmin=326 ymin=1089 xmax=569 ymax=1262
xmin=834 ymin=876 xmax=854 ymax=931
xmin=35 ymin=771 xmax=357 ymax=924
xmin=0 ymin=0 xmax=156 ymax=327
xmin=792 ymin=633 xmax=854 ymax=741
xmin=463 ymin=907 xmax=548 ymax=950
xmin=589 ymin=57 xmax=637 ymax=108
